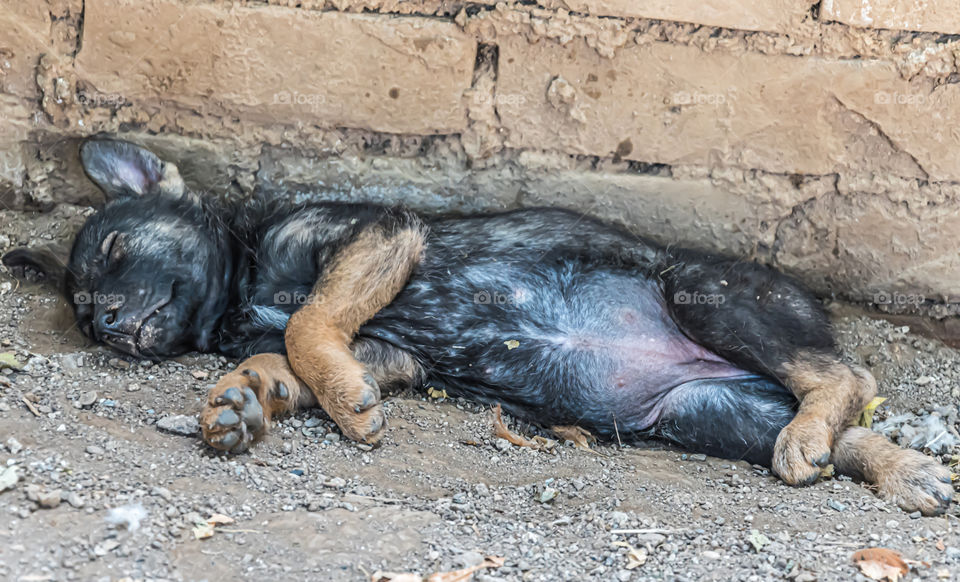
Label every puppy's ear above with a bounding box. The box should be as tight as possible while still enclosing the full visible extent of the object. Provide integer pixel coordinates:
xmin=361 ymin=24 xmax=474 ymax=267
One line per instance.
xmin=2 ymin=245 xmax=69 ymax=287
xmin=80 ymin=138 xmax=187 ymax=201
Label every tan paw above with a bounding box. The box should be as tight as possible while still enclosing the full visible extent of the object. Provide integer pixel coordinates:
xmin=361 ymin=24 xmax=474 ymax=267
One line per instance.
xmin=200 ymin=355 xmax=299 ymax=453
xmin=875 ymin=448 xmax=953 ymax=516
xmin=323 ymin=372 xmax=385 ymax=444
xmin=772 ymin=414 xmax=833 ymax=486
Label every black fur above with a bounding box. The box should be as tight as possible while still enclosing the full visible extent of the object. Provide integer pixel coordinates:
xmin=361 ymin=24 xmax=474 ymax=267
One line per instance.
xmin=3 ymin=139 xmax=848 ymax=465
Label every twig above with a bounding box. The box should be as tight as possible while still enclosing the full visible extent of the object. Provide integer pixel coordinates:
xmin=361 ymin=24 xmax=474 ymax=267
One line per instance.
xmin=613 ymin=413 xmax=622 ymax=448
xmin=21 ymin=396 xmax=41 ymax=417
xmin=343 ymin=493 xmax=404 ymax=504
xmin=217 ymin=528 xmax=263 ymax=534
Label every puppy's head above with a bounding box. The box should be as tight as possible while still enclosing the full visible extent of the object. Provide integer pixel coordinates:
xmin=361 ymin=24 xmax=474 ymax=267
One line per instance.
xmin=3 ymin=139 xmax=232 ymax=359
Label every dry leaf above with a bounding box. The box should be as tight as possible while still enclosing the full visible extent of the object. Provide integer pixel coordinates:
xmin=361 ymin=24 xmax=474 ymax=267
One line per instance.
xmin=612 ymin=542 xmax=647 ymax=569
xmin=852 ymin=548 xmax=909 ymax=581
xmin=0 ymin=352 xmax=22 ymax=371
xmin=552 ymin=425 xmax=597 ymax=451
xmin=372 ymin=556 xmax=505 ymax=582
xmin=192 ymin=522 xmax=215 ymax=540
xmin=748 ymin=529 xmax=771 ymax=552
xmin=936 ymin=539 xmax=945 ymax=551
xmin=207 ymin=513 xmax=235 ymax=526
xmin=503 ymin=340 xmax=519 ymax=350
xmin=858 ymin=397 xmax=888 ymax=429
xmin=427 ymin=387 xmax=449 ymax=399
xmin=819 ymin=463 xmax=835 ymax=479
xmin=492 ymin=404 xmax=554 ymax=451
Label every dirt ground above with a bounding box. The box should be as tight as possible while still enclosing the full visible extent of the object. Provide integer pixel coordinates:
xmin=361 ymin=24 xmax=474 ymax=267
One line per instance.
xmin=0 ymin=205 xmax=959 ymax=582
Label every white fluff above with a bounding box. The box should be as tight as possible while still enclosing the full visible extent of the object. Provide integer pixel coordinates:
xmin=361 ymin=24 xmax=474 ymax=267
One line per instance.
xmin=105 ymin=503 xmax=148 ymax=531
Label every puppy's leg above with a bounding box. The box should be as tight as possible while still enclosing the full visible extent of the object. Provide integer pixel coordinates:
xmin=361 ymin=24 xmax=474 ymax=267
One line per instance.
xmin=201 ymin=353 xmax=316 ymax=452
xmin=832 ymin=426 xmax=953 ymax=515
xmin=285 ymin=219 xmax=426 ymax=443
xmin=661 ymin=255 xmax=874 ymax=485
xmin=773 ymin=353 xmax=876 ymax=485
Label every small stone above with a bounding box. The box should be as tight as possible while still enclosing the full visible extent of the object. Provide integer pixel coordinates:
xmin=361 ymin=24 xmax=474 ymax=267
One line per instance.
xmin=914 ymin=376 xmax=934 ymax=385
xmin=909 ymin=511 xmax=922 ymax=520
xmin=191 ymin=370 xmax=209 ymax=380
xmin=5 ymin=437 xmax=23 ymax=454
xmin=827 ymin=499 xmax=847 ymax=512
xmin=304 ymin=417 xmax=322 ymax=428
xmin=75 ymin=391 xmax=97 ymax=409
xmin=323 ymin=433 xmax=340 ymax=443
xmin=702 ymin=551 xmax=721 ymax=561
xmin=156 ymin=415 xmax=200 ymax=436
xmin=688 ymin=454 xmax=707 ymax=462
xmin=0 ymin=466 xmax=19 ymax=492
xmin=126 ymin=383 xmax=141 ymax=392
xmin=494 ymin=438 xmax=512 ymax=452
xmin=108 ymin=358 xmax=130 ymax=370
xmin=455 ymin=551 xmax=486 ymax=568
xmin=85 ymin=445 xmax=105 ymax=456
xmin=65 ymin=492 xmax=85 ymax=508
xmin=150 ymin=487 xmax=172 ymax=502
xmin=37 ymin=489 xmax=62 ymax=509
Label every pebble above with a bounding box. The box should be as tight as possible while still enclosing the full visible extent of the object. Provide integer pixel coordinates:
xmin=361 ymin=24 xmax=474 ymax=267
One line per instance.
xmin=86 ymin=445 xmax=105 ymax=456
xmin=156 ymin=415 xmax=200 ymax=436
xmin=702 ymin=551 xmax=721 ymax=561
xmin=5 ymin=437 xmax=23 ymax=454
xmin=827 ymin=499 xmax=847 ymax=512
xmin=65 ymin=492 xmax=85 ymax=508
xmin=75 ymin=390 xmax=97 ymax=409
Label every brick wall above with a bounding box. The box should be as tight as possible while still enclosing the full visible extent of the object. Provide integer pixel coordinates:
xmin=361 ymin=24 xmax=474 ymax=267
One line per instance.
xmin=2 ymin=0 xmax=960 ymax=318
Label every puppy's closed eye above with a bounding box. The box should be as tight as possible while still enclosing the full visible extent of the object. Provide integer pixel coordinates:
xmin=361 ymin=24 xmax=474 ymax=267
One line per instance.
xmin=99 ymin=231 xmax=125 ymax=263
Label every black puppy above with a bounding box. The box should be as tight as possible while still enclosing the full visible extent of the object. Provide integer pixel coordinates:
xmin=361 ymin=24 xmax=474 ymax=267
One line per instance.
xmin=3 ymin=139 xmax=952 ymax=515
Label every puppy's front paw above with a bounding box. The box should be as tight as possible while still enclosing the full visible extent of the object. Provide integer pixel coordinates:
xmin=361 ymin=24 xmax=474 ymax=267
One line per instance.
xmin=875 ymin=448 xmax=953 ymax=516
xmin=773 ymin=415 xmax=833 ymax=486
xmin=200 ymin=356 xmax=299 ymax=453
xmin=324 ymin=372 xmax=385 ymax=444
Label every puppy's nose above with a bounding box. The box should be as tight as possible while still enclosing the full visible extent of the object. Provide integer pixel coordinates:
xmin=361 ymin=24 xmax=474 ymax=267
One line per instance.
xmin=96 ymin=306 xmax=139 ymax=337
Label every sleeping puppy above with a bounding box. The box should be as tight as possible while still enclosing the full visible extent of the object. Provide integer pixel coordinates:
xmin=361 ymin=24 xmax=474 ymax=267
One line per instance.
xmin=3 ymin=138 xmax=953 ymax=515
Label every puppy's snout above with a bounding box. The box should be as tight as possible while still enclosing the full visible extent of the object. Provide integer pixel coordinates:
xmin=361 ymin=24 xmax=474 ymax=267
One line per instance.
xmin=95 ymin=303 xmax=139 ymax=338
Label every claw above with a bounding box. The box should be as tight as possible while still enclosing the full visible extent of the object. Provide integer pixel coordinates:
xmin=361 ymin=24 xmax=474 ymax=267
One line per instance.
xmin=215 ymin=386 xmax=244 ymax=409
xmin=215 ymin=409 xmax=240 ymax=428
xmin=813 ymin=453 xmax=830 ymax=467
xmin=274 ymin=382 xmax=289 ymax=400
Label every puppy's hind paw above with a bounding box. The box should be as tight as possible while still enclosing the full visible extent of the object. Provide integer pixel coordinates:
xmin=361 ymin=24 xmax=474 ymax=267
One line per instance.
xmin=875 ymin=448 xmax=953 ymax=516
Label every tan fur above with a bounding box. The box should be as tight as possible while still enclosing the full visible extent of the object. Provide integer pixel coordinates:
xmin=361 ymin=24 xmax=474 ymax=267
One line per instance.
xmin=285 ymin=223 xmax=426 ymax=443
xmin=200 ymin=353 xmax=314 ymax=448
xmin=832 ymin=426 xmax=953 ymax=515
xmin=773 ymin=351 xmax=877 ymax=485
